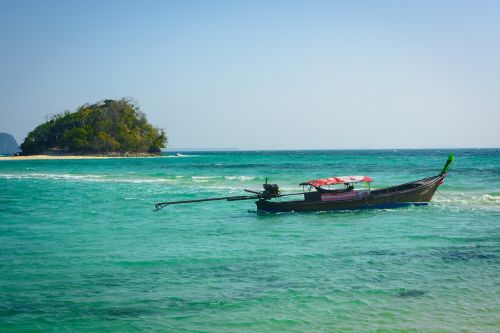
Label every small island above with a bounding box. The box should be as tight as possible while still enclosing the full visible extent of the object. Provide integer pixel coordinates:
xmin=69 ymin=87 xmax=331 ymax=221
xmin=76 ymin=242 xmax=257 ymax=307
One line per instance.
xmin=0 ymin=133 xmax=20 ymax=154
xmin=18 ymin=99 xmax=167 ymax=158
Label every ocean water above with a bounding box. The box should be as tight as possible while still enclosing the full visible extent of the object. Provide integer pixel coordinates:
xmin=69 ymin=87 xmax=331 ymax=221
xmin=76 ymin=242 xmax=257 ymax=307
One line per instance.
xmin=0 ymin=149 xmax=498 ymax=332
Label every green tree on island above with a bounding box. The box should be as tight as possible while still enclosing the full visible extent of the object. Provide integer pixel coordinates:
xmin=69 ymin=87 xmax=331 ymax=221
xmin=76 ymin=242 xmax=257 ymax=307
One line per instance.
xmin=20 ymin=99 xmax=167 ymax=155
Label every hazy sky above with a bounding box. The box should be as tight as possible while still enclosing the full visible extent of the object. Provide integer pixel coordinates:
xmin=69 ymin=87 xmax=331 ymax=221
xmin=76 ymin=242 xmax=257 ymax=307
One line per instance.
xmin=1 ymin=0 xmax=499 ymax=149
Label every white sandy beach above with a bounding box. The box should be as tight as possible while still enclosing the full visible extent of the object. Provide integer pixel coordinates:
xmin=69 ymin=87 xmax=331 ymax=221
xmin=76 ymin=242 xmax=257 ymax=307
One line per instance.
xmin=0 ymin=155 xmax=162 ymax=161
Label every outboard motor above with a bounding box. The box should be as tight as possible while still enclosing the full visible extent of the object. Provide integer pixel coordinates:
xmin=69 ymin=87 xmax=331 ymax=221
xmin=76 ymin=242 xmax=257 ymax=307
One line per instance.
xmin=262 ymin=182 xmax=280 ymax=198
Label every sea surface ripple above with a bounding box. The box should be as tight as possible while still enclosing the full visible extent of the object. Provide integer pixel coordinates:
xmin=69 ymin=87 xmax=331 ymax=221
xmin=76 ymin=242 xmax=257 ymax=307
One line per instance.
xmin=0 ymin=149 xmax=499 ymax=332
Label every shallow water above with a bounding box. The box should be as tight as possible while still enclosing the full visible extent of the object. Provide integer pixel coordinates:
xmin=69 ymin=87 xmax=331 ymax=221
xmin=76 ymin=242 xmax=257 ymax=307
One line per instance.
xmin=1 ymin=149 xmax=499 ymax=332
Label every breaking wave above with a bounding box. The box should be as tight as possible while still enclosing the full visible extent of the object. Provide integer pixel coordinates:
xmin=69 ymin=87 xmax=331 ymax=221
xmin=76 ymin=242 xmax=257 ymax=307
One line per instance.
xmin=191 ymin=175 xmax=256 ymax=182
xmin=191 ymin=176 xmax=219 ymax=182
xmin=434 ymin=191 xmax=500 ymax=206
xmin=0 ymin=173 xmax=104 ymax=180
xmin=165 ymin=153 xmax=197 ymax=158
xmin=0 ymin=173 xmax=177 ymax=184
xmin=1 ymin=173 xmax=257 ymax=185
xmin=3 ymin=172 xmax=497 ymax=210
xmin=224 ymin=176 xmax=255 ymax=181
xmin=482 ymin=194 xmax=500 ymax=204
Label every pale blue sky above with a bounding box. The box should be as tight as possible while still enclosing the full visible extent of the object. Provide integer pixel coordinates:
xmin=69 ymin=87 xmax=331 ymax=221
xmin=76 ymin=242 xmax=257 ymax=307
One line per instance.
xmin=1 ymin=0 xmax=499 ymax=149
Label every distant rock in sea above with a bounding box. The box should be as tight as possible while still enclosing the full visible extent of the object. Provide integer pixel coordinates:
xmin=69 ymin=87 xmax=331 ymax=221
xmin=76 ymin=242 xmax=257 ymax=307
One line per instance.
xmin=0 ymin=133 xmax=20 ymax=154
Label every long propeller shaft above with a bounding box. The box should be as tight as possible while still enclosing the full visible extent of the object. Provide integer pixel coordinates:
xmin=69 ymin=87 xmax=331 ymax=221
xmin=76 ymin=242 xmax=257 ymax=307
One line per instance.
xmin=154 ymin=194 xmax=260 ymax=211
xmin=154 ymin=192 xmax=304 ymax=211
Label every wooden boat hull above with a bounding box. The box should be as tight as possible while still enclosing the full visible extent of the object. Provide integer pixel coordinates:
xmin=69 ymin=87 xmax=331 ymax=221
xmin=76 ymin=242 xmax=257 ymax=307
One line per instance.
xmin=255 ymin=174 xmax=444 ymax=213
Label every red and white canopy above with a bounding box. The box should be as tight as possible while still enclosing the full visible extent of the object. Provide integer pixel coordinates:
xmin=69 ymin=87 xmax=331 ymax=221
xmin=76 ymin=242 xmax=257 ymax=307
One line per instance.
xmin=300 ymin=176 xmax=373 ymax=187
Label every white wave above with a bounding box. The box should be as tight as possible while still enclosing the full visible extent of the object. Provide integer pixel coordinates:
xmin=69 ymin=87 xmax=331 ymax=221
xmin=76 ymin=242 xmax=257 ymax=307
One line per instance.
xmin=0 ymin=173 xmax=178 ymax=184
xmin=434 ymin=191 xmax=500 ymax=206
xmin=113 ymin=178 xmax=176 ymax=184
xmin=0 ymin=173 xmax=103 ymax=180
xmin=481 ymin=194 xmax=500 ymax=204
xmin=191 ymin=176 xmax=219 ymax=182
xmin=166 ymin=153 xmax=197 ymax=158
xmin=191 ymin=176 xmax=218 ymax=179
xmin=224 ymin=176 xmax=255 ymax=181
xmin=0 ymin=172 xmax=269 ymax=185
xmin=433 ymin=192 xmax=466 ymax=203
xmin=188 ymin=185 xmax=245 ymax=193
xmin=35 ymin=173 xmax=103 ymax=180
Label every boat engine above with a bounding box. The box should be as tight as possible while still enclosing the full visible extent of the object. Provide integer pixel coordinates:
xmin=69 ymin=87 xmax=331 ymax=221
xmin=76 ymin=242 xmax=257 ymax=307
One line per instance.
xmin=262 ymin=183 xmax=280 ymax=197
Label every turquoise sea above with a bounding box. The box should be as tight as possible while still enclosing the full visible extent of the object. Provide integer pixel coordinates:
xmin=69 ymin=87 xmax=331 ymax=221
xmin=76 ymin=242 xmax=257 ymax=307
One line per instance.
xmin=1 ymin=149 xmax=499 ymax=332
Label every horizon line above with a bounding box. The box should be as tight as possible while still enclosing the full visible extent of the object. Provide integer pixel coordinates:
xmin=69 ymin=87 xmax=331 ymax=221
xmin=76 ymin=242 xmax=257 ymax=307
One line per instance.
xmin=165 ymin=147 xmax=499 ymax=151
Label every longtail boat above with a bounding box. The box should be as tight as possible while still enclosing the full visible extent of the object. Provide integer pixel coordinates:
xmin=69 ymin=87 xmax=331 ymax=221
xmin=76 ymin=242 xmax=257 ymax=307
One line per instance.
xmin=154 ymin=154 xmax=454 ymax=213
